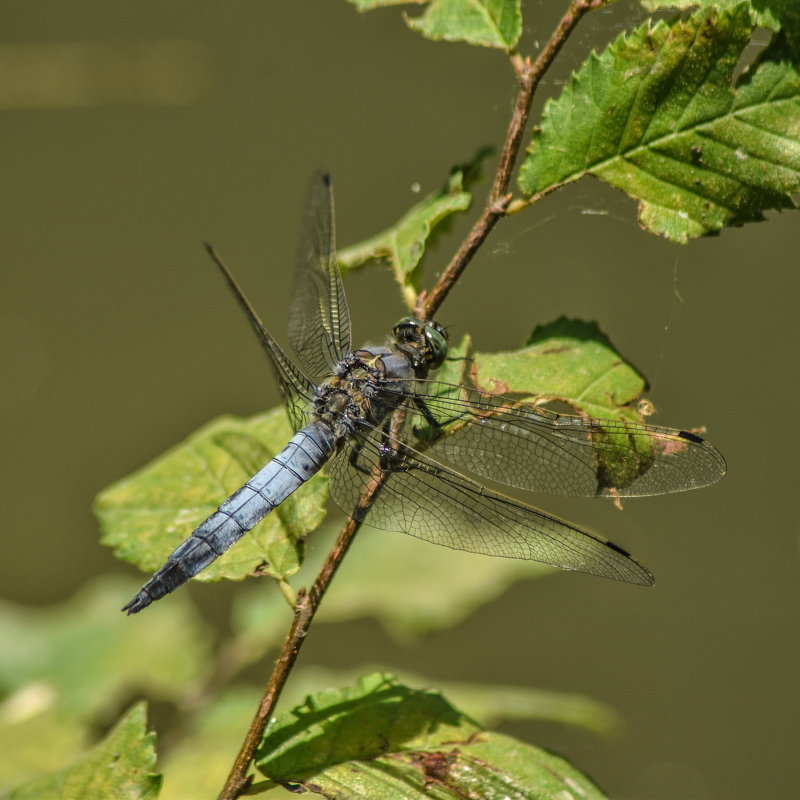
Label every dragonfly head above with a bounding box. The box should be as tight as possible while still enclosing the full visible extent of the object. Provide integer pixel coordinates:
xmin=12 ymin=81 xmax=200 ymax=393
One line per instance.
xmin=393 ymin=317 xmax=449 ymax=372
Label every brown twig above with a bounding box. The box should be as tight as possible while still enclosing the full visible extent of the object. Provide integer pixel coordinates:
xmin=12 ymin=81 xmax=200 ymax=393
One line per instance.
xmin=218 ymin=2 xmax=602 ymax=796
xmin=217 ymin=512 xmax=363 ymax=799
xmin=418 ymin=0 xmax=602 ymax=320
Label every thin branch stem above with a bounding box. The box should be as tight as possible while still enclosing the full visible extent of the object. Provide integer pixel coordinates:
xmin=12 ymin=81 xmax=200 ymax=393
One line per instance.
xmin=418 ymin=0 xmax=600 ymax=320
xmin=217 ymin=514 xmax=363 ymax=800
xmin=218 ymin=2 xmax=603 ymax=796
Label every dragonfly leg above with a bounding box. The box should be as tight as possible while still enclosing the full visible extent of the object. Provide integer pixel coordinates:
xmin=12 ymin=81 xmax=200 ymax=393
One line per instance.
xmin=411 ymin=396 xmax=468 ymax=445
xmin=347 ymin=419 xmax=404 ymax=475
xmin=348 ymin=434 xmax=376 ymax=476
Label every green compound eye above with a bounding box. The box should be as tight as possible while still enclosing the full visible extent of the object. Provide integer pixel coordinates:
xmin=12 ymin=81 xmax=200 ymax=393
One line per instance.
xmin=424 ymin=320 xmax=448 ymax=369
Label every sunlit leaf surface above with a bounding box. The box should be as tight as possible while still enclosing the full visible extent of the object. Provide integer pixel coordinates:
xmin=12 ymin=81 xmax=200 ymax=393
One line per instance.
xmin=255 ymin=673 xmax=607 ymax=799
xmin=473 ymin=318 xmax=646 ymax=417
xmin=338 ymin=182 xmax=470 ymax=286
xmin=405 ymin=0 xmax=522 ymax=50
xmin=519 ymin=7 xmax=800 ymax=242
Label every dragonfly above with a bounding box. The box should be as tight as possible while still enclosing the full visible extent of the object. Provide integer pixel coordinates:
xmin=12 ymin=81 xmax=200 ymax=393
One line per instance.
xmin=123 ymin=173 xmax=726 ymax=614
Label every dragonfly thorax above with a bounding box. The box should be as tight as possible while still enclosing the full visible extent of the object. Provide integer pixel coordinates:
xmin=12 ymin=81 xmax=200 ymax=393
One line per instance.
xmin=311 ymin=380 xmax=364 ymax=441
xmin=312 ymin=346 xmax=416 ymax=439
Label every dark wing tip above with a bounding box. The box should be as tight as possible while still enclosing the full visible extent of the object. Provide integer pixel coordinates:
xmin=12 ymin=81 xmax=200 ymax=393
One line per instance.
xmin=679 ymin=429 xmax=728 ymax=482
xmin=599 ymin=537 xmax=655 ymax=586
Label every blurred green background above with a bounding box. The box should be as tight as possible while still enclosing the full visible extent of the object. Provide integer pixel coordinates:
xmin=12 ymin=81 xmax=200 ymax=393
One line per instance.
xmin=2 ymin=1 xmax=798 ymax=798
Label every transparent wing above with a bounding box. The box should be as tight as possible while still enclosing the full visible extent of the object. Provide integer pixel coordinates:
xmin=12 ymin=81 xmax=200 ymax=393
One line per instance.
xmin=287 ymin=172 xmax=352 ymax=380
xmin=391 ymin=379 xmax=726 ymax=497
xmin=327 ymin=422 xmax=654 ymax=586
xmin=205 ymin=243 xmax=314 ymax=432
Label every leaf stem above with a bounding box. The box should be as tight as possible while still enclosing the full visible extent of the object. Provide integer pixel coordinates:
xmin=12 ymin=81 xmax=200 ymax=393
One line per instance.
xmin=417 ymin=0 xmax=601 ymax=320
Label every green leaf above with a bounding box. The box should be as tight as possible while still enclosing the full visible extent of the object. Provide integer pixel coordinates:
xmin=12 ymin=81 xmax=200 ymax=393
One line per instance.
xmin=9 ymin=703 xmax=161 ymax=800
xmin=473 ymin=318 xmax=646 ymax=417
xmin=338 ymin=183 xmax=470 ymax=292
xmin=0 ymin=577 xmax=210 ymax=719
xmin=473 ymin=318 xmax=658 ymax=491
xmin=405 ymin=0 xmax=522 ymax=50
xmin=96 ymin=407 xmax=328 ymax=583
xmin=641 ymin=0 xmax=797 ymax=31
xmin=256 ymin=674 xmax=477 ymax=782
xmin=338 ymin=151 xmax=492 ymax=301
xmin=518 ymin=6 xmax=800 ymax=243
xmin=255 ymin=673 xmax=606 ymax=799
xmin=435 ymin=332 xmax=473 ymax=386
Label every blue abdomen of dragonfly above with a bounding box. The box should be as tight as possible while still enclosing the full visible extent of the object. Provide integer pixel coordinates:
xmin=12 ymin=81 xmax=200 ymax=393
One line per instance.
xmin=122 ymin=423 xmax=335 ymax=614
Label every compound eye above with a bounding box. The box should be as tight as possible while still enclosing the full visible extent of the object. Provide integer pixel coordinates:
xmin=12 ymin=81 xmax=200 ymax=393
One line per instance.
xmin=392 ymin=316 xmax=419 ymax=340
xmin=424 ymin=321 xmax=448 ymax=369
